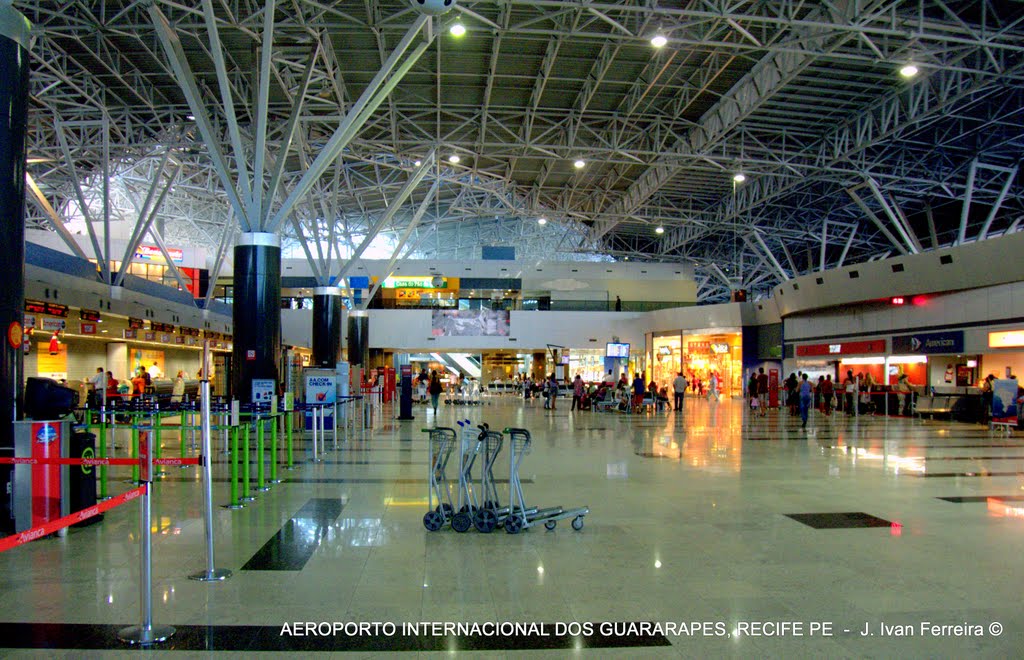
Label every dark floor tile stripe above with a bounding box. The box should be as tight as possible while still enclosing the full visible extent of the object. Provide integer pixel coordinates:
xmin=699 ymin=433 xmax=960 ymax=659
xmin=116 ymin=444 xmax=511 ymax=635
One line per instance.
xmin=284 ymin=477 xmax=531 ymax=484
xmin=938 ymin=495 xmax=1024 ymax=503
xmin=915 ymin=471 xmax=1024 ymax=478
xmin=241 ymin=497 xmax=344 ymax=571
xmin=0 ymin=622 xmax=670 ymax=651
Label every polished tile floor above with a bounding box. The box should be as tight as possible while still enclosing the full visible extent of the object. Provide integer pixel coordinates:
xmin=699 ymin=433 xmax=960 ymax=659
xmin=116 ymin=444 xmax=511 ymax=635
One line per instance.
xmin=2 ymin=395 xmax=1024 ymax=658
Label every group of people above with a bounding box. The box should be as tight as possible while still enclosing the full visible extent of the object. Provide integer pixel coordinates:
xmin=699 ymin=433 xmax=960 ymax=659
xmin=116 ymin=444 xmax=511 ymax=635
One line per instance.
xmin=783 ymin=369 xmax=919 ymax=428
xmin=86 ymin=362 xmax=194 ymax=406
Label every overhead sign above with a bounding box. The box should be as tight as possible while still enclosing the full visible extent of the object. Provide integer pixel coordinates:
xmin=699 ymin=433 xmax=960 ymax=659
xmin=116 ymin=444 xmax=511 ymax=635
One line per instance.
xmin=128 ymin=317 xmax=145 ymax=329
xmin=251 ymin=379 xmax=276 ymax=404
xmin=40 ymin=318 xmax=66 ymax=333
xmin=383 ymin=276 xmax=449 ymax=289
xmin=892 ymin=330 xmax=964 ymax=354
xmin=80 ymin=322 xmax=97 ymax=335
xmin=79 ymin=309 xmax=101 ymax=322
xmin=795 ymin=340 xmax=886 ymax=357
xmin=136 ymin=244 xmax=183 ymax=263
xmin=25 ymin=300 xmax=68 ymax=318
xmin=989 ymin=330 xmax=1024 ymax=348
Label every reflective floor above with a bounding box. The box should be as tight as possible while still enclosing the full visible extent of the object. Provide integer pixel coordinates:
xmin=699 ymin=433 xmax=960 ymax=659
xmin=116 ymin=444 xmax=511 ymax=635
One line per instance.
xmin=2 ymin=395 xmax=1024 ymax=658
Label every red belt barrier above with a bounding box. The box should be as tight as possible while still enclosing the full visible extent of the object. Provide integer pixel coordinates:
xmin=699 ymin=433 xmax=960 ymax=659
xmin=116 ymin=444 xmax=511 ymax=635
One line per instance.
xmin=0 ymin=486 xmax=145 ymax=553
xmin=0 ymin=457 xmax=200 ymax=467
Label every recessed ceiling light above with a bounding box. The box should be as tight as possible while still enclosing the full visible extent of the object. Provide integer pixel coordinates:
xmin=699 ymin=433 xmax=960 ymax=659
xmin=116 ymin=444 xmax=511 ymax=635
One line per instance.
xmin=899 ymin=63 xmax=919 ymax=78
xmin=733 ymin=172 xmax=746 ymax=183
xmin=537 ymin=217 xmax=547 ymax=225
xmin=448 ymin=154 xmax=460 ymax=164
xmin=573 ymin=159 xmax=585 ymax=169
xmin=414 ymin=160 xmax=421 ymax=167
xmin=449 ymin=22 xmax=466 ymax=37
xmin=655 ymin=226 xmax=664 ymax=234
xmin=186 ymin=114 xmax=195 ymax=121
xmin=650 ymin=33 xmax=667 ymax=48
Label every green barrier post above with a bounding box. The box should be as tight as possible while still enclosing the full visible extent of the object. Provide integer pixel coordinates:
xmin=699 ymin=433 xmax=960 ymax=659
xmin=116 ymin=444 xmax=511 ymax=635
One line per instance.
xmin=131 ymin=424 xmax=140 ymax=483
xmin=256 ymin=417 xmax=268 ymax=491
xmin=180 ymin=409 xmax=187 ymax=459
xmin=240 ymin=422 xmax=254 ymax=502
xmin=286 ymin=412 xmax=294 ymax=469
xmin=270 ymin=414 xmax=279 ymax=483
xmin=153 ymin=412 xmax=165 ymax=477
xmin=98 ymin=415 xmax=108 ymax=499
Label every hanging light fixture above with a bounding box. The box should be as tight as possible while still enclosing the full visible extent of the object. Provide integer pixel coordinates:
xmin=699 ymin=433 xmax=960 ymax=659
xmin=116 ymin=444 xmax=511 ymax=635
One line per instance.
xmin=899 ymin=63 xmax=919 ymax=78
xmin=573 ymin=159 xmax=586 ymax=169
xmin=732 ymin=172 xmax=746 ymax=184
xmin=449 ymin=22 xmax=466 ymax=37
xmin=650 ymin=30 xmax=667 ymax=48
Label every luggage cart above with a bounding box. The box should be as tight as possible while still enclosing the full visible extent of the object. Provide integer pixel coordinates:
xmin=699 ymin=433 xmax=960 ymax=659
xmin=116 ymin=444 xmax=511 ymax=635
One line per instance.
xmin=471 ymin=424 xmax=538 ymax=533
xmin=503 ymin=427 xmax=589 ymax=534
xmin=422 ymin=427 xmax=457 ymax=531
xmin=451 ymin=420 xmax=481 ymax=532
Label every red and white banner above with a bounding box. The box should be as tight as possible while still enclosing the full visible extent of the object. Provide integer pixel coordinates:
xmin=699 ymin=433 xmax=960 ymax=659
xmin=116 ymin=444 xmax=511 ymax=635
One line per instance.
xmin=0 ymin=486 xmax=145 ymax=553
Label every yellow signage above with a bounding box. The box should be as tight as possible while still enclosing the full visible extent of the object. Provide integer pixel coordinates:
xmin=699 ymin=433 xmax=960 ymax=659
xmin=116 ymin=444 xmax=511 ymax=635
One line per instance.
xmin=989 ymin=330 xmax=1024 ymax=348
xmin=382 ymin=276 xmax=446 ymax=289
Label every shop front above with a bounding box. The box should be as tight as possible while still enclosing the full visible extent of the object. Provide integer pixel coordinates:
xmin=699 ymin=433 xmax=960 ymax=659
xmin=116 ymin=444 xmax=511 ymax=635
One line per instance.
xmin=652 ymin=330 xmax=742 ymax=397
xmin=983 ymin=329 xmax=1024 ymax=382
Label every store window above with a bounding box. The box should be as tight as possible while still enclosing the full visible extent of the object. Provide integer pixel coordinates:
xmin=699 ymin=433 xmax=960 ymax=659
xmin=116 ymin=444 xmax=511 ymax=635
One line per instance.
xmin=682 ymin=332 xmax=742 ymax=397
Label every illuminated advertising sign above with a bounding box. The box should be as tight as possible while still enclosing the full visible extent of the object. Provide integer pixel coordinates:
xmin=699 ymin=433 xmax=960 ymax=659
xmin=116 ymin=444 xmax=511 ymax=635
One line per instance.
xmin=382 ymin=276 xmax=448 ymax=289
xmin=135 ymin=245 xmax=183 ymax=263
xmin=796 ymin=340 xmax=886 ymax=356
xmin=892 ymin=331 xmax=963 ymax=354
xmin=989 ymin=330 xmax=1024 ymax=348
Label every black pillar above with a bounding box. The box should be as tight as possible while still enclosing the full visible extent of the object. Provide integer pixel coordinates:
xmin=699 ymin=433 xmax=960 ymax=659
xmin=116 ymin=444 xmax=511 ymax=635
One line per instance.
xmin=346 ymin=310 xmax=369 ymax=367
xmin=0 ymin=7 xmax=30 ymax=455
xmin=312 ymin=287 xmax=343 ymax=367
xmin=232 ymin=233 xmax=281 ymax=403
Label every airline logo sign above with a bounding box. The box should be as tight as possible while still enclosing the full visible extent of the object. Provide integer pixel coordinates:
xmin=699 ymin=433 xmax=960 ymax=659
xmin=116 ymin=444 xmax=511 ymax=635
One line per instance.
xmin=892 ymin=331 xmax=963 ymax=355
xmin=796 ymin=340 xmax=886 ymax=357
xmin=136 ymin=245 xmax=183 ymax=263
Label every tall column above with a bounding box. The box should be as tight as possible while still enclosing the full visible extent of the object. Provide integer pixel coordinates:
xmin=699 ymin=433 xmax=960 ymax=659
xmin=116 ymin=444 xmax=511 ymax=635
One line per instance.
xmin=312 ymin=287 xmax=343 ymax=367
xmin=346 ymin=310 xmax=368 ymax=367
xmin=0 ymin=5 xmax=31 ymax=454
xmin=232 ymin=233 xmax=281 ymax=403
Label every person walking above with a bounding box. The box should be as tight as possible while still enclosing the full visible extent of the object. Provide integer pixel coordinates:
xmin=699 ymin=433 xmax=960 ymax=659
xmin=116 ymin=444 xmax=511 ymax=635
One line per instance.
xmin=672 ymin=372 xmax=688 ymax=411
xmin=708 ymin=372 xmax=720 ymax=402
xmin=757 ymin=368 xmax=769 ymax=416
xmin=799 ymin=373 xmax=813 ymax=428
xmin=548 ymin=373 xmax=559 ymax=410
xmin=428 ymin=370 xmax=443 ymax=414
xmin=571 ymin=374 xmax=584 ymax=411
xmin=785 ymin=372 xmax=798 ymax=415
xmin=843 ymin=369 xmax=856 ymax=415
xmin=821 ymin=374 xmax=834 ymax=416
xmin=632 ymin=372 xmax=645 ymax=413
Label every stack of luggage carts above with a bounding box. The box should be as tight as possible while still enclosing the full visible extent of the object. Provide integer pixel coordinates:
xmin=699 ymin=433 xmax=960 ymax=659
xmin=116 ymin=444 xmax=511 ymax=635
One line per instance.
xmin=421 ymin=420 xmax=588 ymax=534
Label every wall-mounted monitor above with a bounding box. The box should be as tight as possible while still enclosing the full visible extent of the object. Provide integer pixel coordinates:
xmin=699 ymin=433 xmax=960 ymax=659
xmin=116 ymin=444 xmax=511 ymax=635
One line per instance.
xmin=606 ymin=342 xmax=630 ymax=358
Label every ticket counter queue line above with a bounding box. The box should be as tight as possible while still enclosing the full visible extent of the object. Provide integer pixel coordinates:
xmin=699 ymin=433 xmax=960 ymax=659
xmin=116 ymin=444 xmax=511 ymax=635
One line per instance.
xmin=79 ymin=395 xmax=369 ymax=509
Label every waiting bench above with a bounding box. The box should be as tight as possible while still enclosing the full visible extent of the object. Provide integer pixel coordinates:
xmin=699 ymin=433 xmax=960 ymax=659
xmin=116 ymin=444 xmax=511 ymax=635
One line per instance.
xmin=914 ymin=395 xmax=956 ymax=420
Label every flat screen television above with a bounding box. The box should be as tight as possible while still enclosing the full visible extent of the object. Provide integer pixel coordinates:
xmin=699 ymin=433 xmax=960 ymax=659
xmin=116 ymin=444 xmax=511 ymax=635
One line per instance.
xmin=606 ymin=342 xmax=630 ymax=358
xmin=24 ymin=377 xmax=79 ymax=419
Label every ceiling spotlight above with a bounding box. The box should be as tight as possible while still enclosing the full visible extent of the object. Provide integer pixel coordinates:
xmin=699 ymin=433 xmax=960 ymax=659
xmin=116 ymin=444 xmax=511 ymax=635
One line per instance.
xmin=650 ymin=33 xmax=667 ymax=48
xmin=733 ymin=172 xmax=746 ymax=183
xmin=573 ymin=159 xmax=586 ymax=169
xmin=414 ymin=159 xmax=422 ymax=167
xmin=537 ymin=217 xmax=547 ymax=226
xmin=448 ymin=154 xmax=460 ymax=164
xmin=186 ymin=114 xmax=195 ymax=121
xmin=449 ymin=22 xmax=466 ymax=37
xmin=899 ymin=63 xmax=919 ymax=78
xmin=655 ymin=226 xmax=664 ymax=234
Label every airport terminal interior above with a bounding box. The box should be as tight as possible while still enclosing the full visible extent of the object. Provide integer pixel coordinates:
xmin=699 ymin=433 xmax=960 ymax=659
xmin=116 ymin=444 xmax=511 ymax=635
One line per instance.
xmin=2 ymin=0 xmax=1024 ymax=657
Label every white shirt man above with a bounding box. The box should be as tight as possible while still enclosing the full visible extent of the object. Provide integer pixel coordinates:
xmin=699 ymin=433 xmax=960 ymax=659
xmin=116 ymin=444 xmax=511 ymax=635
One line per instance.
xmin=148 ymin=362 xmax=163 ymax=379
xmin=89 ymin=367 xmax=106 ymax=391
xmin=672 ymin=373 xmax=688 ymax=411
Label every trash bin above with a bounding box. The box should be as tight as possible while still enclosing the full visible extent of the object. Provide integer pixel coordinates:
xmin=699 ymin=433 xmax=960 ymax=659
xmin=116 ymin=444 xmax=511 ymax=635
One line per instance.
xmin=68 ymin=429 xmax=102 ymax=527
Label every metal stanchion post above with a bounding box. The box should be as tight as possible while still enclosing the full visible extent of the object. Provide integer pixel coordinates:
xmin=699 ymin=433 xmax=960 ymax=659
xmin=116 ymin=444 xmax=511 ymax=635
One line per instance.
xmin=190 ymin=379 xmax=232 ymax=582
xmin=319 ymin=404 xmax=326 ymax=454
xmin=189 ymin=410 xmax=197 ymax=451
xmin=255 ymin=417 xmax=268 ymax=492
xmin=118 ymin=443 xmax=175 ymax=645
xmin=311 ymin=407 xmax=320 ymax=463
xmin=333 ymin=401 xmax=338 ymax=450
xmin=221 ymin=412 xmax=230 ymax=454
xmin=240 ymin=422 xmax=254 ymax=502
xmin=223 ymin=424 xmax=243 ymax=509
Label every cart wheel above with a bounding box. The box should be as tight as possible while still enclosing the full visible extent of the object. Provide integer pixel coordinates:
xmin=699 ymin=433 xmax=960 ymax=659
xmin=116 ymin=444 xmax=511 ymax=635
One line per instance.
xmin=571 ymin=516 xmax=584 ymax=531
xmin=423 ymin=511 xmax=444 ymax=531
xmin=544 ymin=520 xmax=557 ymax=531
xmin=435 ymin=503 xmax=454 ymax=517
xmin=452 ymin=512 xmax=472 ymax=533
xmin=459 ymin=504 xmax=476 ymax=514
xmin=473 ymin=508 xmax=497 ymax=533
xmin=505 ymin=514 xmax=525 ymax=534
